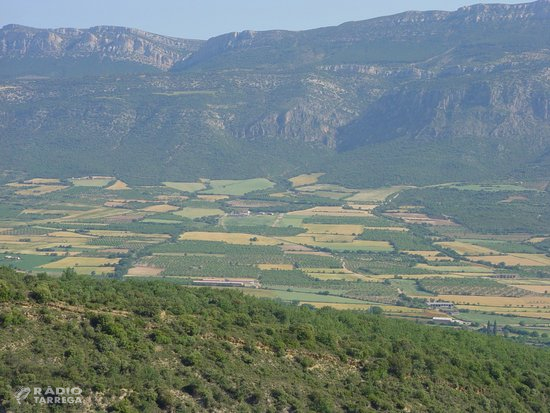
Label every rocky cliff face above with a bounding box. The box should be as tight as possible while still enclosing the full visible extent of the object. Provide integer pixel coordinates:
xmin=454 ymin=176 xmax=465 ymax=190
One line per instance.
xmin=1 ymin=1 xmax=550 ymax=184
xmin=0 ymin=24 xmax=204 ymax=70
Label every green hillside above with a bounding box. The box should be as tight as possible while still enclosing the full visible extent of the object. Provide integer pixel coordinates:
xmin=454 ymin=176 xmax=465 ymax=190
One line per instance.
xmin=0 ymin=267 xmax=549 ymax=412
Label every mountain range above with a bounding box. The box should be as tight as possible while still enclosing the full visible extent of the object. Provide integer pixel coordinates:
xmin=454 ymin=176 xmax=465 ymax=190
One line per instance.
xmin=1 ymin=0 xmax=550 ymax=185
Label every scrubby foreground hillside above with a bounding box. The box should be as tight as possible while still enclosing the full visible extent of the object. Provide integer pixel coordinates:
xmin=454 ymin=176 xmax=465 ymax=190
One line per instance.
xmin=0 ymin=267 xmax=548 ymax=412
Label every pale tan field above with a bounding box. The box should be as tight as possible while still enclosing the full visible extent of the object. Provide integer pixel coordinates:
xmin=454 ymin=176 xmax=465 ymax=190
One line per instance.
xmin=47 ymin=231 xmax=92 ymax=238
xmin=269 ymin=192 xmax=290 ymax=198
xmin=365 ymin=226 xmax=408 ymax=232
xmin=288 ymin=206 xmax=372 ymax=217
xmin=437 ymin=241 xmax=501 ymax=256
xmin=404 ymin=251 xmax=453 ymax=262
xmin=71 ymin=178 xmax=113 ymax=187
xmin=458 ymin=305 xmax=550 ymax=319
xmin=257 ymin=264 xmax=295 ymax=270
xmin=155 ymin=195 xmax=189 ymax=202
xmin=41 ymin=257 xmax=121 ymax=269
xmin=126 ymin=266 xmax=164 ymax=276
xmin=197 ymin=195 xmax=230 ymax=202
xmin=468 ymin=254 xmax=550 ymax=266
xmin=288 ymin=173 xmax=324 ymax=187
xmin=16 ymin=185 xmax=68 ymax=196
xmin=88 ymin=230 xmax=169 ymax=239
xmin=438 ymin=295 xmax=550 ymax=307
xmin=180 ymin=231 xmax=280 ymax=246
xmin=310 ymin=234 xmax=356 ymax=243
xmin=105 ymin=180 xmax=129 ymax=190
xmin=345 ymin=186 xmax=409 ymax=202
xmin=510 ymin=285 xmax=550 ymax=294
xmin=141 ymin=204 xmax=180 ymax=213
xmin=24 ymin=178 xmax=61 ymax=184
xmin=104 ymin=201 xmax=127 ymax=208
xmin=67 ymin=267 xmax=116 ymax=275
xmin=384 ymin=212 xmax=456 ymax=226
xmin=99 ymin=248 xmax=130 ymax=254
xmin=345 ymin=204 xmax=378 ymax=211
xmin=303 ymin=268 xmax=364 ymax=281
xmin=528 ymin=237 xmax=548 ymax=243
xmin=303 ymin=302 xmax=426 ymax=313
xmin=415 ymin=263 xmax=493 ymax=273
xmin=280 ymin=235 xmax=392 ymax=251
xmin=303 ymin=224 xmax=364 ymax=235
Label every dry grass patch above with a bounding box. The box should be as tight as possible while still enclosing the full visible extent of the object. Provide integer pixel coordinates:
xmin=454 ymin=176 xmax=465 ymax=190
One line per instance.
xmin=510 ymin=285 xmax=550 ymax=294
xmin=105 ymin=180 xmax=129 ymax=190
xmin=197 ymin=195 xmax=229 ymax=202
xmin=528 ymin=237 xmax=547 ymax=243
xmin=384 ymin=212 xmax=456 ymax=226
xmin=24 ymin=178 xmax=61 ymax=185
xmin=40 ymin=257 xmax=120 ymax=269
xmin=47 ymin=231 xmax=92 ymax=238
xmin=141 ymin=204 xmax=180 ymax=213
xmin=346 ymin=186 xmax=409 ymax=202
xmin=437 ymin=241 xmax=500 ymax=256
xmin=289 ymin=173 xmax=324 ymax=187
xmin=16 ymin=185 xmax=68 ymax=196
xmin=288 ymin=206 xmax=372 ymax=217
xmin=469 ymin=254 xmax=550 ymax=266
xmin=439 ymin=295 xmax=550 ymax=308
xmin=257 ymin=264 xmax=295 ymax=270
xmin=303 ymin=224 xmax=364 ymax=236
xmin=127 ymin=266 xmax=164 ymax=276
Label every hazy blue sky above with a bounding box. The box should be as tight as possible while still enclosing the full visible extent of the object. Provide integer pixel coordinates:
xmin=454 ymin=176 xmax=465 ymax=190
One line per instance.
xmin=2 ymin=0 xmax=526 ymax=39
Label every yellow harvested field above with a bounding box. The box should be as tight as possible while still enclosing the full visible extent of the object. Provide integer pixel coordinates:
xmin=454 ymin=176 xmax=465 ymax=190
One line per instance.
xmin=257 ymin=264 xmax=295 ymax=270
xmin=289 ymin=173 xmax=324 ymax=187
xmin=41 ymin=257 xmax=121 ymax=269
xmin=180 ymin=231 xmax=280 ymax=246
xmin=528 ymin=237 xmax=547 ymax=243
xmin=510 ymin=285 xmax=550 ymax=294
xmin=197 ymin=194 xmax=230 ymax=202
xmin=438 ymin=295 xmax=550 ymax=308
xmin=288 ymin=206 xmax=372 ymax=217
xmin=345 ymin=186 xmax=409 ymax=202
xmin=468 ymin=254 xmax=550 ymax=266
xmin=24 ymin=178 xmax=61 ymax=184
xmin=127 ymin=266 xmax=164 ymax=276
xmin=437 ymin=241 xmax=500 ymax=256
xmin=16 ymin=185 xmax=68 ymax=196
xmin=47 ymin=231 xmax=91 ymax=238
xmin=303 ymin=224 xmax=363 ymax=235
xmin=141 ymin=204 xmax=180 ymax=213
xmin=365 ymin=226 xmax=408 ymax=232
xmin=105 ymin=180 xmax=129 ymax=190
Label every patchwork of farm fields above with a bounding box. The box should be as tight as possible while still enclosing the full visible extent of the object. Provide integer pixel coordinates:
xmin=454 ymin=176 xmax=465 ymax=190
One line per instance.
xmin=1 ymin=176 xmax=550 ymax=344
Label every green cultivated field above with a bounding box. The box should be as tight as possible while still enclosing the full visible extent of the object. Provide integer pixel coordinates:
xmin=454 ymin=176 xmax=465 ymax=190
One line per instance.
xmin=1 ymin=175 xmax=549 ymax=344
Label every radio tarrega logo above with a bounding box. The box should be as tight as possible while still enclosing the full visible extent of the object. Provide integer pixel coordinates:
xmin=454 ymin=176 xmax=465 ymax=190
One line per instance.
xmin=14 ymin=387 xmax=31 ymax=404
xmin=14 ymin=386 xmax=83 ymax=405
